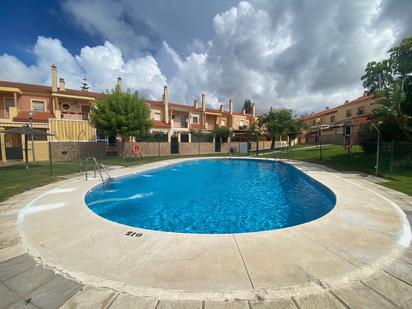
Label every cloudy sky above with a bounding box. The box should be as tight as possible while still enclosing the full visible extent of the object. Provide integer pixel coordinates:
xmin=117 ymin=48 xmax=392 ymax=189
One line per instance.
xmin=0 ymin=0 xmax=411 ymax=114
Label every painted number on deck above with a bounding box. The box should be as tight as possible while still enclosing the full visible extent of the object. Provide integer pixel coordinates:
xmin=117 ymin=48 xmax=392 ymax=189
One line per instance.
xmin=125 ymin=231 xmax=143 ymax=237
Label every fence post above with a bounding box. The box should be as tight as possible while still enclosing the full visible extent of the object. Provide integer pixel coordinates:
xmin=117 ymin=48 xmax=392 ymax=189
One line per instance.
xmin=48 ymin=141 xmax=53 ymax=176
xmin=389 ymin=140 xmax=394 ymax=179
xmin=256 ymin=134 xmax=259 ymax=157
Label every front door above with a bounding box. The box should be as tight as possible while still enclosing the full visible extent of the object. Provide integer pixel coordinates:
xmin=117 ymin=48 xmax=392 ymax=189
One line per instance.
xmin=215 ymin=136 xmax=221 ymax=152
xmin=5 ymin=133 xmax=23 ymax=160
xmin=171 ymin=136 xmax=179 ymax=154
xmin=82 ymin=105 xmax=90 ymax=120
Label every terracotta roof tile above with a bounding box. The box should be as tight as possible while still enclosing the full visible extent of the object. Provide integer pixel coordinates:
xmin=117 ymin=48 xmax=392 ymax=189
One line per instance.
xmin=0 ymin=80 xmax=103 ymax=98
xmin=190 ymin=124 xmax=203 ymax=129
xmin=152 ymin=120 xmax=171 ymax=128
xmin=13 ymin=111 xmax=54 ymax=123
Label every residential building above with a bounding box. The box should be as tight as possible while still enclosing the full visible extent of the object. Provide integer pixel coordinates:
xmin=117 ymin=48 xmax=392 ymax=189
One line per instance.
xmin=0 ymin=64 xmax=257 ymax=162
xmin=0 ymin=65 xmax=103 ymax=162
xmin=299 ymin=93 xmax=379 ymax=145
xmin=146 ymin=85 xmax=257 ymax=139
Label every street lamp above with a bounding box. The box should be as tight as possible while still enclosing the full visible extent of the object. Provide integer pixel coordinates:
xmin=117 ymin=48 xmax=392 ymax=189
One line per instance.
xmin=371 ymin=122 xmax=382 ymax=176
xmin=316 ymin=118 xmax=322 ymax=159
xmin=29 ymin=111 xmax=35 ymax=162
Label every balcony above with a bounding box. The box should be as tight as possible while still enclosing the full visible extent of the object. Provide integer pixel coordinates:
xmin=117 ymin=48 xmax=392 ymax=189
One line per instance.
xmin=0 ymin=109 xmax=10 ymax=119
xmin=171 ymin=119 xmax=189 ymax=129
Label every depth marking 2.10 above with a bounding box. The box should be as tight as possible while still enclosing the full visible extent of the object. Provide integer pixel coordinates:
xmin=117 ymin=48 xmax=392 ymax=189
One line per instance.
xmin=125 ymin=231 xmax=143 ymax=237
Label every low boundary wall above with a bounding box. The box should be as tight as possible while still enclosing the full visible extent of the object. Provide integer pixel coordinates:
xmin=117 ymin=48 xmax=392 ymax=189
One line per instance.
xmin=123 ymin=141 xmax=274 ymax=158
xmin=51 ymin=142 xmax=105 ymax=161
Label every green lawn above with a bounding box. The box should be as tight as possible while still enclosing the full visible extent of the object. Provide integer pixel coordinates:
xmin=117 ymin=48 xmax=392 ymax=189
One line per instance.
xmin=262 ymin=144 xmax=412 ymax=196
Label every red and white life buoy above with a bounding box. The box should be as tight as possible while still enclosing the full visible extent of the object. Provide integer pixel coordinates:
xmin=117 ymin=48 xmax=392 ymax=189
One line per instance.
xmin=132 ymin=143 xmax=142 ymax=156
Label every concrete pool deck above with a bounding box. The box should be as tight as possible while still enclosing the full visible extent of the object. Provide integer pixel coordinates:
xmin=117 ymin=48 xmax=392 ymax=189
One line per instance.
xmin=1 ymin=157 xmax=412 ymax=308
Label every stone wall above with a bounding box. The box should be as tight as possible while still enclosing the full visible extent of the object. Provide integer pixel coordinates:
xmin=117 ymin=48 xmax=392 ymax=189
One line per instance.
xmin=124 ymin=141 xmax=273 ymax=157
xmin=305 ymin=125 xmax=363 ymax=146
xmin=51 ymin=142 xmax=105 ymax=161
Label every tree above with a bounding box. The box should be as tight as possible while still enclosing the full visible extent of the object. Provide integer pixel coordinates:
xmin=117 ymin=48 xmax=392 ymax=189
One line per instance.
xmin=89 ymin=87 xmax=152 ymax=156
xmin=81 ymin=78 xmax=90 ymax=92
xmin=243 ymin=99 xmax=253 ymax=114
xmin=258 ymin=108 xmax=304 ymax=148
xmin=211 ymin=126 xmax=232 ymax=141
xmin=361 ymin=36 xmax=412 ymax=141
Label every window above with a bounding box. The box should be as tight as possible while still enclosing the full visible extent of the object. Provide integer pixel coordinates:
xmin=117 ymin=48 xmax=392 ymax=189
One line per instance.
xmin=346 ymin=109 xmax=352 ymax=117
xmin=312 ymin=120 xmax=316 ymax=126
xmin=153 ymin=113 xmax=161 ymax=121
xmin=62 ymin=103 xmax=70 ymax=111
xmin=221 ymin=119 xmax=226 ymax=126
xmin=32 ymin=100 xmax=45 ymax=112
xmin=330 ymin=115 xmax=335 ymax=123
xmin=357 ymin=106 xmax=365 ymax=115
xmin=5 ymin=98 xmax=15 ymax=110
xmin=172 ymin=114 xmax=176 ymax=120
xmin=81 ymin=105 xmax=90 ymax=120
xmin=239 ymin=120 xmax=244 ymax=128
xmin=192 ymin=115 xmax=199 ymax=124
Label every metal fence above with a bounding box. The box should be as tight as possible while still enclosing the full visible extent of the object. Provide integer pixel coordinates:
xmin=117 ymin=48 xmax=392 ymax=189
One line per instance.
xmin=136 ymin=133 xmax=168 ymax=142
xmin=379 ymin=141 xmax=412 ymax=178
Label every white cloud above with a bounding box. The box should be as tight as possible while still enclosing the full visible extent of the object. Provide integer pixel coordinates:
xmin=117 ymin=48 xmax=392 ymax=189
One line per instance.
xmin=0 ymin=37 xmax=166 ymax=99
xmin=159 ymin=0 xmax=398 ymax=113
xmin=2 ymin=0 xmax=411 ymax=115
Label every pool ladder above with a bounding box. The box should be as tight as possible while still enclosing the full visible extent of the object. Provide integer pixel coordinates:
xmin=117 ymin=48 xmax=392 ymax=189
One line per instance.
xmin=84 ymin=156 xmax=114 ymax=182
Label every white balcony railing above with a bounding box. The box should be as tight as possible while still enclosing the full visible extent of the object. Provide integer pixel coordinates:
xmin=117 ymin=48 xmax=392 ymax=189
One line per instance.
xmin=0 ymin=109 xmax=10 ymax=119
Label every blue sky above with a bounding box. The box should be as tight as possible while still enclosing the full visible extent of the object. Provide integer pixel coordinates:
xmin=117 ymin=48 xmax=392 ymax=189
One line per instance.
xmin=1 ymin=0 xmax=98 ymax=64
xmin=0 ymin=0 xmax=411 ymax=114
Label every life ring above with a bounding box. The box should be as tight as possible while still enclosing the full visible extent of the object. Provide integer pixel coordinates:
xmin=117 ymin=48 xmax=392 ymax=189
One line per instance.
xmin=132 ymin=144 xmax=141 ymax=156
xmin=344 ymin=139 xmax=353 ymax=149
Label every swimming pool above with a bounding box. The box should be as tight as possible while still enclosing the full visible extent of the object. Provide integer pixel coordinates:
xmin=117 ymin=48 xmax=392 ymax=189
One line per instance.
xmin=85 ymin=159 xmax=336 ymax=234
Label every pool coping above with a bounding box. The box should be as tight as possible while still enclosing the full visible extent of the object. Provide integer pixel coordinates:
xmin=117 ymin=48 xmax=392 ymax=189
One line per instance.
xmin=16 ymin=157 xmax=412 ymax=301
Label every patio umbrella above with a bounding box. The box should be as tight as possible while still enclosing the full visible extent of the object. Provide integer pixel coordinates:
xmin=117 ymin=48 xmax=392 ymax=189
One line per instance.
xmin=5 ymin=126 xmax=53 ymax=169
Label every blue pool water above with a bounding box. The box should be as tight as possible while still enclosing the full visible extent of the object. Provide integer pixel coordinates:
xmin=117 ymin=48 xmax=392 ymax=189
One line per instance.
xmin=85 ymin=159 xmax=336 ymax=234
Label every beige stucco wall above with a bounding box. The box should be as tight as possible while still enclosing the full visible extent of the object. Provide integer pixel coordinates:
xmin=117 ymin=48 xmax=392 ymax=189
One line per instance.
xmin=150 ymin=107 xmax=164 ymax=120
xmin=19 ymin=94 xmax=52 ymax=112
xmin=26 ymin=141 xmax=49 ymax=161
xmin=302 ymin=97 xmax=377 ymax=128
xmin=231 ymin=115 xmax=250 ymax=129
xmin=334 ymin=99 xmax=375 ymax=123
xmin=59 ymin=99 xmax=92 ymax=120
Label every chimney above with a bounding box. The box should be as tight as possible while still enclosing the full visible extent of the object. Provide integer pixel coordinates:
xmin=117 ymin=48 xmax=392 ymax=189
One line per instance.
xmin=116 ymin=77 xmax=122 ymax=91
xmin=220 ymin=104 xmax=224 ymax=112
xmin=363 ymin=90 xmax=369 ymax=96
xmin=252 ymin=102 xmax=256 ymax=117
xmin=344 ymin=100 xmax=349 ymax=104
xmin=59 ymin=78 xmax=65 ymax=91
xmin=163 ymin=85 xmax=169 ymax=124
xmin=201 ymin=94 xmax=206 ymax=111
xmin=194 ymin=99 xmax=198 ymax=109
xmin=229 ymin=99 xmax=233 ymax=115
xmin=51 ymin=64 xmax=58 ymax=92
xmin=242 ymin=108 xmax=246 ymax=115
xmin=325 ymin=106 xmax=329 ymax=110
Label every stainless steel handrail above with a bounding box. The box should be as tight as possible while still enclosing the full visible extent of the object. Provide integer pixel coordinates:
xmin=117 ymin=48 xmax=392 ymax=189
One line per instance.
xmin=85 ymin=157 xmax=112 ymax=182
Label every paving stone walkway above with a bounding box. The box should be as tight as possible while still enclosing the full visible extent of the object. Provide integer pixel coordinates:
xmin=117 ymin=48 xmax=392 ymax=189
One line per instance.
xmin=1 ymin=167 xmax=412 ymax=308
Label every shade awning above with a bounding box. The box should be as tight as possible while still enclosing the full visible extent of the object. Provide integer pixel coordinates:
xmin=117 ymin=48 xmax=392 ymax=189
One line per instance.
xmin=5 ymin=126 xmax=53 ymax=136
